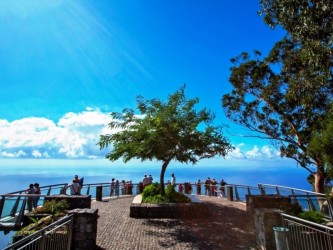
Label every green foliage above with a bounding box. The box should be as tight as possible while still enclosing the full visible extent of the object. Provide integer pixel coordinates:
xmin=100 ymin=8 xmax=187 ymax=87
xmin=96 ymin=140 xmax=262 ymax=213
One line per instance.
xmin=223 ymin=0 xmax=333 ymax=193
xmin=99 ymin=85 xmax=233 ymax=194
xmin=142 ymin=183 xmax=161 ymax=199
xmin=298 ymin=211 xmax=326 ymax=224
xmin=142 ymin=183 xmax=191 ymax=204
xmin=35 ymin=199 xmax=69 ymax=217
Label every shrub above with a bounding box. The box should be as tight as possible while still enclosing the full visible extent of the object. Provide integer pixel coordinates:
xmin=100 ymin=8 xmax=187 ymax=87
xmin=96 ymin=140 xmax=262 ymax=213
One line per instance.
xmin=298 ymin=211 xmax=326 ymax=224
xmin=34 ymin=199 xmax=69 ymax=217
xmin=142 ymin=183 xmax=191 ymax=204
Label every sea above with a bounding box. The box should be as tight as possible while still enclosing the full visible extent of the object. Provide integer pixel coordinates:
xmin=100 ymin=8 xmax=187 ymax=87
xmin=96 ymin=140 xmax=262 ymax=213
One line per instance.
xmin=0 ymin=162 xmax=312 ymax=248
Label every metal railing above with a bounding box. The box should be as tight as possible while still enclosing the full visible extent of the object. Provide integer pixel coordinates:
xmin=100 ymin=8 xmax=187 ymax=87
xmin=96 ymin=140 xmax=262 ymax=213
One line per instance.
xmin=258 ymin=183 xmax=333 ymax=220
xmin=281 ymin=213 xmax=333 ymax=250
xmin=4 ymin=214 xmax=73 ymax=250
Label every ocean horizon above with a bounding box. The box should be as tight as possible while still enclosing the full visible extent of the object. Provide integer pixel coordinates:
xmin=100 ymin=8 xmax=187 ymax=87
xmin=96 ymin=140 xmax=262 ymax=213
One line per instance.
xmin=0 ymin=163 xmax=312 ymax=195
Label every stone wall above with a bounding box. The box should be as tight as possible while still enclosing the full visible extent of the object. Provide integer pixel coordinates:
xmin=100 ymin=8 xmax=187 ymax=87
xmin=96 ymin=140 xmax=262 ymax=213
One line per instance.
xmin=69 ymin=208 xmax=99 ymax=250
xmin=254 ymin=208 xmax=282 ymax=250
xmin=246 ymin=195 xmax=291 ymax=215
xmin=45 ymin=195 xmax=91 ymax=209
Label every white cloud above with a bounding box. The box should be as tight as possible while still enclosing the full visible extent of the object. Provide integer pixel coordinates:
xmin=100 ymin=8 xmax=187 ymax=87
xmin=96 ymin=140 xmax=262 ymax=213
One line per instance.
xmin=245 ymin=145 xmax=279 ymax=159
xmin=32 ymin=150 xmax=42 ymax=158
xmin=0 ymin=108 xmax=112 ymax=159
xmin=226 ymin=147 xmax=245 ymax=159
xmin=0 ymin=108 xmax=283 ymax=162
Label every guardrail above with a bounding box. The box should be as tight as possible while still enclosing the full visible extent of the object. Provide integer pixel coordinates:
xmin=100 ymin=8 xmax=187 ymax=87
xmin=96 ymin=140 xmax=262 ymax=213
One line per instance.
xmin=0 ymin=182 xmax=330 ymax=230
xmin=3 ymin=214 xmax=74 ymax=250
xmin=281 ymin=213 xmax=333 ymax=250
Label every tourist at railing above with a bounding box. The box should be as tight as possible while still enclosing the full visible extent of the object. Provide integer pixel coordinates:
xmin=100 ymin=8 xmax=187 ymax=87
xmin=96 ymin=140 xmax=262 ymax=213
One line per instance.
xmin=204 ymin=177 xmax=211 ymax=196
xmin=26 ymin=183 xmax=36 ymax=212
xmin=142 ymin=175 xmax=149 ymax=189
xmin=220 ymin=179 xmax=227 ymax=198
xmin=195 ymin=180 xmax=201 ymax=195
xmin=66 ymin=179 xmax=81 ymax=195
xmin=171 ymin=173 xmax=176 ymax=186
xmin=178 ymin=184 xmax=184 ymax=193
xmin=110 ymin=178 xmax=115 ymax=196
xmin=33 ymin=183 xmax=41 ymax=209
xmin=211 ymin=178 xmax=218 ymax=196
xmin=127 ymin=181 xmax=133 ymax=195
xmin=115 ymin=180 xmax=120 ymax=197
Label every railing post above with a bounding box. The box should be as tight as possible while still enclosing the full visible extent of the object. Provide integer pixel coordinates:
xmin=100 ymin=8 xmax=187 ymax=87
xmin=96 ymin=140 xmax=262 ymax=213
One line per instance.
xmin=96 ymin=186 xmax=103 ymax=201
xmin=227 ymin=186 xmax=233 ymax=201
xmin=86 ymin=185 xmax=90 ymax=195
xmin=39 ymin=230 xmax=46 ymax=250
xmin=275 ymin=186 xmax=280 ymax=195
xmin=0 ymin=195 xmax=5 ymax=218
xmin=235 ymin=186 xmax=239 ymax=201
xmin=14 ymin=197 xmax=26 ymax=229
xmin=291 ymin=190 xmax=298 ymax=204
xmin=47 ymin=186 xmax=52 ymax=196
xmin=247 ymin=186 xmax=251 ymax=196
xmin=10 ymin=195 xmax=21 ymax=217
xmin=306 ymin=192 xmax=316 ymax=211
xmin=67 ymin=217 xmax=74 ymax=250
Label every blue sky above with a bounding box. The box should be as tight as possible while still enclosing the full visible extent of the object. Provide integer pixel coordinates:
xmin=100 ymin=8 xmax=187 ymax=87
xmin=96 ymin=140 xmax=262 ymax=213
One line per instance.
xmin=0 ymin=0 xmax=294 ymax=167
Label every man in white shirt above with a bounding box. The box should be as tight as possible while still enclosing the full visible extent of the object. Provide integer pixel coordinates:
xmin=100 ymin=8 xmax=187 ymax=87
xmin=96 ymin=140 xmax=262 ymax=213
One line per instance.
xmin=67 ymin=179 xmax=81 ymax=195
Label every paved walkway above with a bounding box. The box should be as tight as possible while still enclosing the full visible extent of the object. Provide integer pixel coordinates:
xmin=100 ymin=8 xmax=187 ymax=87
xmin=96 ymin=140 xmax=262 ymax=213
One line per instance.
xmin=91 ymin=196 xmax=257 ymax=250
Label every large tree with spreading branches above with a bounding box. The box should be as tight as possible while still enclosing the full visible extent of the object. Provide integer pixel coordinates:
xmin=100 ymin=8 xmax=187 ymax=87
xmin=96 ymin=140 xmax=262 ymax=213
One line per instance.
xmin=99 ymin=86 xmax=233 ymax=195
xmin=222 ymin=0 xmax=333 ymax=193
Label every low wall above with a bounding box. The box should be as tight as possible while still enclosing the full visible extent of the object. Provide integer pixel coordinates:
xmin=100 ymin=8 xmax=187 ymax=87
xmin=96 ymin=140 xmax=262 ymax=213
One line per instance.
xmin=130 ymin=195 xmax=208 ymax=219
xmin=246 ymin=195 xmax=291 ymax=215
xmin=69 ymin=208 xmax=99 ymax=250
xmin=45 ymin=195 xmax=91 ymax=209
xmin=254 ymin=208 xmax=282 ymax=250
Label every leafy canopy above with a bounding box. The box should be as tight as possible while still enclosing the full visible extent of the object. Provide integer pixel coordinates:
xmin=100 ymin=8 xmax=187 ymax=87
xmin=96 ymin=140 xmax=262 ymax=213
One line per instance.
xmin=222 ymin=0 xmax=333 ymax=193
xmin=99 ymin=86 xmax=233 ymax=194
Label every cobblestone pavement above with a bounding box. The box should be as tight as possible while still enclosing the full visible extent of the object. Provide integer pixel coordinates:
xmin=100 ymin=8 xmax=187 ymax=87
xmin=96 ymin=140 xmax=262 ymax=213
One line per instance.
xmin=91 ymin=196 xmax=257 ymax=250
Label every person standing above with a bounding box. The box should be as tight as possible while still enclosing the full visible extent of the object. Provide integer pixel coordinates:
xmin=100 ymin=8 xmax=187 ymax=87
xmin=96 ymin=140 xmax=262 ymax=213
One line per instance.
xmin=67 ymin=179 xmax=81 ymax=195
xmin=211 ymin=178 xmax=218 ymax=196
xmin=204 ymin=177 xmax=211 ymax=196
xmin=220 ymin=179 xmax=227 ymax=197
xmin=115 ymin=180 xmax=120 ymax=197
xmin=171 ymin=173 xmax=176 ymax=186
xmin=26 ymin=184 xmax=36 ymax=212
xmin=33 ymin=183 xmax=41 ymax=209
xmin=142 ymin=175 xmax=149 ymax=189
xmin=196 ymin=180 xmax=201 ymax=195
xmin=110 ymin=178 xmax=115 ymax=196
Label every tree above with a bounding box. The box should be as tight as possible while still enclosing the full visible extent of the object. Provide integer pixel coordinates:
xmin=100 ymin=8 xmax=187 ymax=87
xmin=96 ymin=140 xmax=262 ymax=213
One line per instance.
xmin=98 ymin=86 xmax=233 ymax=195
xmin=222 ymin=0 xmax=333 ymax=193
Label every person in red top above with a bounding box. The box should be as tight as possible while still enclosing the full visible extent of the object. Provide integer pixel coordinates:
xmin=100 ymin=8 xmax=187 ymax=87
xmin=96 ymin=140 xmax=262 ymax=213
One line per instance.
xmin=211 ymin=178 xmax=218 ymax=196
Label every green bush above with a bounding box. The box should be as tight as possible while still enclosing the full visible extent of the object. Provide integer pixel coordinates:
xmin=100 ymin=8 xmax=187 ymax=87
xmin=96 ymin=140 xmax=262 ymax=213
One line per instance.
xmin=142 ymin=183 xmax=191 ymax=204
xmin=35 ymin=199 xmax=69 ymax=216
xmin=298 ymin=211 xmax=325 ymax=224
xmin=142 ymin=183 xmax=161 ymax=199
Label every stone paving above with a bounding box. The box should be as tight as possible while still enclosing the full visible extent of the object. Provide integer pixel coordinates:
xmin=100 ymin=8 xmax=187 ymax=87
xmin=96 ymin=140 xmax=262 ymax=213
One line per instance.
xmin=91 ymin=196 xmax=258 ymax=250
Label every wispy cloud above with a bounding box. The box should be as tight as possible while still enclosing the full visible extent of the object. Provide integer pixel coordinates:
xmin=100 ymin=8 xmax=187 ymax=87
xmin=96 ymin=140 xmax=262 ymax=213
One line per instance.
xmin=0 ymin=109 xmax=283 ymax=161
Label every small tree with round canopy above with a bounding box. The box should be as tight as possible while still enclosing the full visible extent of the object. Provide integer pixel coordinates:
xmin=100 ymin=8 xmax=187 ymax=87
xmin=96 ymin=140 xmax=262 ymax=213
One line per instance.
xmin=98 ymin=86 xmax=233 ymax=195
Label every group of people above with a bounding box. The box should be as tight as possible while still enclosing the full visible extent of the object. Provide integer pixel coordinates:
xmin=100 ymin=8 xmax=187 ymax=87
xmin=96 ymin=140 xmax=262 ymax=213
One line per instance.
xmin=65 ymin=175 xmax=84 ymax=195
xmin=194 ymin=177 xmax=227 ymax=196
xmin=25 ymin=183 xmax=41 ymax=212
xmin=110 ymin=178 xmax=134 ymax=197
xmin=142 ymin=174 xmax=153 ymax=189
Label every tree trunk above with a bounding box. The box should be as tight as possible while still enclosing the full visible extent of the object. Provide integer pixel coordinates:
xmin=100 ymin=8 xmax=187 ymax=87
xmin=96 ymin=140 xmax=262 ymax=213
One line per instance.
xmin=314 ymin=165 xmax=325 ymax=193
xmin=160 ymin=161 xmax=169 ymax=195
